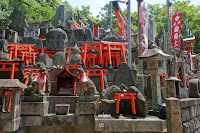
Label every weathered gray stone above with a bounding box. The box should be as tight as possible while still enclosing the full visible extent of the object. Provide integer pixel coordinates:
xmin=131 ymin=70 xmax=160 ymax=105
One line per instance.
xmin=76 ymin=102 xmax=102 ymax=115
xmin=67 ymin=46 xmax=81 ymax=65
xmin=46 ymin=28 xmax=68 ymax=51
xmin=0 ymin=117 xmax=21 ymax=132
xmin=64 ymin=20 xmax=75 ymax=39
xmin=101 ymin=85 xmax=121 ymax=115
xmin=0 ymin=51 xmax=9 ymax=60
xmin=79 ymin=95 xmax=100 ymax=102
xmin=20 ymin=36 xmax=42 ymax=46
xmin=22 ymin=116 xmax=43 ymax=127
xmin=22 ymin=96 xmax=47 ymax=102
xmin=181 ymin=108 xmax=191 ymax=122
xmin=128 ymin=86 xmax=147 ymax=117
xmin=38 ymin=53 xmax=49 ymax=65
xmin=148 ymin=18 xmax=157 ymax=42
xmin=102 ymin=35 xmax=119 ymax=41
xmin=75 ymin=115 xmax=95 ymax=133
xmin=95 ymin=116 xmax=165 ymax=132
xmin=0 ymin=39 xmax=8 ymax=53
xmin=47 ymin=96 xmax=78 ymax=113
xmin=113 ymin=62 xmax=134 ymax=88
xmin=9 ymin=9 xmax=29 ymax=37
xmin=53 ymin=5 xmax=65 ymax=28
xmin=55 ymin=104 xmax=70 ymax=115
xmin=180 ymin=98 xmax=199 ymax=108
xmin=5 ymin=29 xmax=18 ymax=43
xmin=68 ymin=28 xmax=87 ymax=46
xmin=87 ymin=19 xmax=94 ymax=36
xmin=52 ymin=52 xmax=66 ymax=68
xmin=189 ymin=79 xmax=200 ymax=98
xmin=21 ymin=101 xmax=49 ymax=116
xmin=166 ymin=97 xmax=182 ymax=133
xmin=85 ymin=28 xmax=93 ymax=42
xmin=89 ymin=66 xmax=109 ymax=93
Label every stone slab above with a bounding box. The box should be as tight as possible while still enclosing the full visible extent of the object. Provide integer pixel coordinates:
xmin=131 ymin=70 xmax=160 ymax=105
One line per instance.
xmin=180 ymin=98 xmax=200 ymax=108
xmin=76 ymin=102 xmax=102 ymax=115
xmin=55 ymin=104 xmax=70 ymax=115
xmin=22 ymin=116 xmax=43 ymax=127
xmin=44 ymin=113 xmax=75 ymax=126
xmin=21 ymin=101 xmax=49 ymax=116
xmin=47 ymin=96 xmax=79 ymax=113
xmin=22 ymin=96 xmax=47 ymax=102
xmin=78 ymin=95 xmax=100 ymax=102
xmin=95 ymin=116 xmax=165 ymax=132
xmin=0 ymin=117 xmax=21 ymax=132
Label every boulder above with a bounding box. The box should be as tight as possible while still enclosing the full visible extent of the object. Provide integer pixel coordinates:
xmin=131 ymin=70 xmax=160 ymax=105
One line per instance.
xmin=113 ymin=62 xmax=135 ymax=88
xmin=20 ymin=36 xmax=42 ymax=47
xmin=0 ymin=39 xmax=8 ymax=53
xmin=52 ymin=52 xmax=66 ymax=69
xmin=46 ymin=28 xmax=68 ymax=51
xmin=128 ymin=86 xmax=147 ymax=117
xmin=101 ymin=85 xmax=121 ymax=115
xmin=68 ymin=28 xmax=87 ymax=46
xmin=102 ymin=35 xmax=119 ymax=41
xmin=38 ymin=53 xmax=49 ymax=65
xmin=65 ymin=20 xmax=75 ymax=39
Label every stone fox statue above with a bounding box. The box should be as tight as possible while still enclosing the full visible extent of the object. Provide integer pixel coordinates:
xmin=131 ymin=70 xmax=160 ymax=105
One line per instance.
xmin=77 ymin=67 xmax=99 ymax=95
xmin=24 ymin=67 xmax=48 ymax=96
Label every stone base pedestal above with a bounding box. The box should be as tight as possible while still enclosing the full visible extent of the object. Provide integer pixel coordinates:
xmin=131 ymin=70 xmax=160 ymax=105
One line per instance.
xmin=21 ymin=96 xmax=49 ymax=116
xmin=79 ymin=95 xmax=100 ymax=102
xmin=55 ymin=104 xmax=70 ymax=115
xmin=0 ymin=117 xmax=21 ymax=132
xmin=76 ymin=102 xmax=102 ymax=115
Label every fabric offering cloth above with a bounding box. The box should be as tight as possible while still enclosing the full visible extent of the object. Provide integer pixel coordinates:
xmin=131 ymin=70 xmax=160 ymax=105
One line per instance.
xmin=34 ymin=73 xmax=46 ymax=83
xmin=79 ymin=73 xmax=88 ymax=83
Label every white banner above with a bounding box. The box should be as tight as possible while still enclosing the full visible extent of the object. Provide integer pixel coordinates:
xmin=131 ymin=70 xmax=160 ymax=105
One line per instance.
xmin=141 ymin=3 xmax=149 ymax=53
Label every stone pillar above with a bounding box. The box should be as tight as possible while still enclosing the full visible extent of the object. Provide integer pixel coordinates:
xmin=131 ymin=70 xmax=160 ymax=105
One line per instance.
xmin=166 ymin=80 xmax=176 ymax=98
xmin=151 ymin=73 xmax=162 ymax=109
xmin=166 ymin=97 xmax=182 ymax=133
xmin=2 ymin=29 xmax=5 ymax=39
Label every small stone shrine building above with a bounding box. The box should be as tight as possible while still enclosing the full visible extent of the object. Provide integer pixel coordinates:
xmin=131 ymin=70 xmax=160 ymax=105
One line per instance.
xmin=139 ymin=44 xmax=171 ymax=109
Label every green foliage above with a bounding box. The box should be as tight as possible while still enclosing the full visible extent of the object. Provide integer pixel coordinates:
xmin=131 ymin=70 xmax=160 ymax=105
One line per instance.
xmin=0 ymin=0 xmax=11 ymax=23
xmin=149 ymin=0 xmax=200 ymax=53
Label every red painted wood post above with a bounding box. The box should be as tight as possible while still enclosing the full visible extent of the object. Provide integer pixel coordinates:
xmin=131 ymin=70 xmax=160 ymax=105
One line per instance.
xmin=107 ymin=43 xmax=112 ymax=67
xmin=99 ymin=43 xmax=103 ymax=67
xmin=10 ymin=64 xmax=15 ymax=79
xmin=100 ymin=70 xmax=104 ymax=91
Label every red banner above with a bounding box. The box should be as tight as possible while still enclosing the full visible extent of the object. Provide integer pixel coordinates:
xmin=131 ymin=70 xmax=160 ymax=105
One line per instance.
xmin=139 ymin=7 xmax=143 ymax=25
xmin=172 ymin=13 xmax=182 ymax=51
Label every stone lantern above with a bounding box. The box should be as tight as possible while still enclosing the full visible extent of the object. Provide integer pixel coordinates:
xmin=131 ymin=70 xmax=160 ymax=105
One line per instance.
xmin=166 ymin=77 xmax=181 ymax=98
xmin=0 ymin=79 xmax=26 ymax=132
xmin=139 ymin=44 xmax=171 ymax=109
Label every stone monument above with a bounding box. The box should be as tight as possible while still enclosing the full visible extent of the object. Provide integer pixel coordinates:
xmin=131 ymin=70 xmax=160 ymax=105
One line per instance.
xmin=0 ymin=79 xmax=26 ymax=132
xmin=139 ymin=44 xmax=171 ymax=109
xmin=46 ymin=28 xmax=68 ymax=51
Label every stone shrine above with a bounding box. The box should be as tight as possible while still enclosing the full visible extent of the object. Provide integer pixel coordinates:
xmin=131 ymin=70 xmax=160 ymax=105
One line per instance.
xmin=139 ymin=44 xmax=170 ymax=109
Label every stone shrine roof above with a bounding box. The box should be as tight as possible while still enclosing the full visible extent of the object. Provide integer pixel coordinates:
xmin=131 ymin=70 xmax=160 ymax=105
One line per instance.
xmin=139 ymin=44 xmax=171 ymax=60
xmin=166 ymin=77 xmax=181 ymax=82
xmin=0 ymin=79 xmax=27 ymax=89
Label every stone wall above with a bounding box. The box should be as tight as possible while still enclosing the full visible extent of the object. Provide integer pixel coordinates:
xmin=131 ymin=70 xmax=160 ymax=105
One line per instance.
xmin=166 ymin=98 xmax=200 ymax=133
xmin=181 ymin=98 xmax=200 ymax=133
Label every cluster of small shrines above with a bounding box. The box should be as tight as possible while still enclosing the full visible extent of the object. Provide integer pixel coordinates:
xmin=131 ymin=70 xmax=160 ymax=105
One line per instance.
xmin=0 ymin=3 xmax=200 ymax=133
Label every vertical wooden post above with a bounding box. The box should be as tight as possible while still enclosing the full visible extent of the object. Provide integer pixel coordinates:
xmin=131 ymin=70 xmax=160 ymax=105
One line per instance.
xmin=99 ymin=43 xmax=103 ymax=67
xmin=100 ymin=70 xmax=104 ymax=91
xmin=107 ymin=44 xmax=112 ymax=68
xmin=10 ymin=64 xmax=15 ymax=79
